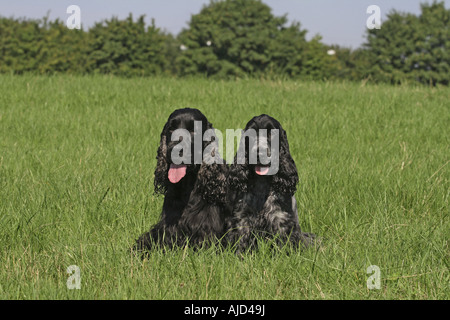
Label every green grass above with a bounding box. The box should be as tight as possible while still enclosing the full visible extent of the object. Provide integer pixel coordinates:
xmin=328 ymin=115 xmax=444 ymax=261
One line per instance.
xmin=0 ymin=75 xmax=448 ymax=299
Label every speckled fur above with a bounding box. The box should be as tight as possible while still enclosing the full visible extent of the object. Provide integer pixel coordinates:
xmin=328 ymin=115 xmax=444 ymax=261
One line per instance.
xmin=224 ymin=115 xmax=315 ymax=252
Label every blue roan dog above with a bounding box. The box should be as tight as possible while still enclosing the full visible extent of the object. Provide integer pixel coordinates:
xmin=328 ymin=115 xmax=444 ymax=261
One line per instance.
xmin=224 ymin=114 xmax=315 ymax=252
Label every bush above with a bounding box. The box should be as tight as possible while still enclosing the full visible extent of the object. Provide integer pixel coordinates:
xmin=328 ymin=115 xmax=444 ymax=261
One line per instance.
xmin=364 ymin=1 xmax=449 ymax=85
xmin=176 ymin=0 xmax=335 ymax=79
xmin=0 ymin=0 xmax=448 ymax=85
xmin=85 ymin=14 xmax=171 ymax=76
xmin=0 ymin=14 xmax=173 ymax=76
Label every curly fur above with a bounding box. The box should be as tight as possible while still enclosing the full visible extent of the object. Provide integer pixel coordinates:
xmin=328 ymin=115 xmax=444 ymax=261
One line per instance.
xmin=224 ymin=114 xmax=315 ymax=252
xmin=134 ymin=108 xmax=228 ymax=253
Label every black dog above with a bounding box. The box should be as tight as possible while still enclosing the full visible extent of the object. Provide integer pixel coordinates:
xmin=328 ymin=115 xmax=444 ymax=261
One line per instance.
xmin=224 ymin=114 xmax=315 ymax=252
xmin=135 ymin=108 xmax=228 ymax=252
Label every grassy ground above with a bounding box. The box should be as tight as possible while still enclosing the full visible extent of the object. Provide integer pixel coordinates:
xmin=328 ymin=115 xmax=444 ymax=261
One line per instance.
xmin=0 ymin=75 xmax=448 ymax=299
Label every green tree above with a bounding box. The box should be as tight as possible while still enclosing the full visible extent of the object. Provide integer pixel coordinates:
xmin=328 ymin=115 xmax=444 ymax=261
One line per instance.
xmin=0 ymin=17 xmax=45 ymax=73
xmin=86 ymin=14 xmax=171 ymax=76
xmin=412 ymin=1 xmax=450 ymax=85
xmin=38 ymin=18 xmax=88 ymax=74
xmin=0 ymin=16 xmax=88 ymax=74
xmin=364 ymin=1 xmax=449 ymax=85
xmin=299 ymin=36 xmax=336 ymax=79
xmin=177 ymin=0 xmax=323 ymax=78
xmin=325 ymin=45 xmax=373 ymax=81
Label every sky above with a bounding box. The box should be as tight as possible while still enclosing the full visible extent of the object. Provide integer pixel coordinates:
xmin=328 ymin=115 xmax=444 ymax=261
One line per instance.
xmin=1 ymin=0 xmax=448 ymax=49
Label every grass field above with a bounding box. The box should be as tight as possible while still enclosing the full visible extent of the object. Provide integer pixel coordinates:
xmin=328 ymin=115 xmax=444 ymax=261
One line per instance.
xmin=0 ymin=75 xmax=448 ymax=299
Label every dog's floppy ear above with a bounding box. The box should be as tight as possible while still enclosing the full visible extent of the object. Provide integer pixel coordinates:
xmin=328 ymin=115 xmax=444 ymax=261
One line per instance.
xmin=272 ymin=128 xmax=298 ymax=195
xmin=196 ymin=162 xmax=228 ymax=204
xmin=153 ymin=121 xmax=170 ymax=195
xmin=195 ymin=121 xmax=229 ymax=204
xmin=227 ymin=130 xmax=250 ymax=193
xmin=227 ymin=163 xmax=249 ymax=193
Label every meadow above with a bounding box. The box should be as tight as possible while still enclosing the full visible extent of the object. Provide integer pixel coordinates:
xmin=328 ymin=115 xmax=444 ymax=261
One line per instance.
xmin=0 ymin=75 xmax=448 ymax=299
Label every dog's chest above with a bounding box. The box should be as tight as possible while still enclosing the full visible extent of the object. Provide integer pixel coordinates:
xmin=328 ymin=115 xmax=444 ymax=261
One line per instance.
xmin=236 ymin=192 xmax=288 ymax=226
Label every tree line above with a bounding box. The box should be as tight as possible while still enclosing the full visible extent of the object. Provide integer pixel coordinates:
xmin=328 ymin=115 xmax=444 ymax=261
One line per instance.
xmin=0 ymin=0 xmax=448 ymax=85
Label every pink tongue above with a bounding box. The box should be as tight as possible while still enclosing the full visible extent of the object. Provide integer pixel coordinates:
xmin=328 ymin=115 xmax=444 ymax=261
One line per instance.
xmin=255 ymin=166 xmax=270 ymax=176
xmin=168 ymin=164 xmax=187 ymax=183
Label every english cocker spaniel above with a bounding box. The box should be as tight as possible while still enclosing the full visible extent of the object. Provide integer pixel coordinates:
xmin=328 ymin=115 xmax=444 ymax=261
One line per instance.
xmin=224 ymin=114 xmax=315 ymax=252
xmin=134 ymin=108 xmax=228 ymax=252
